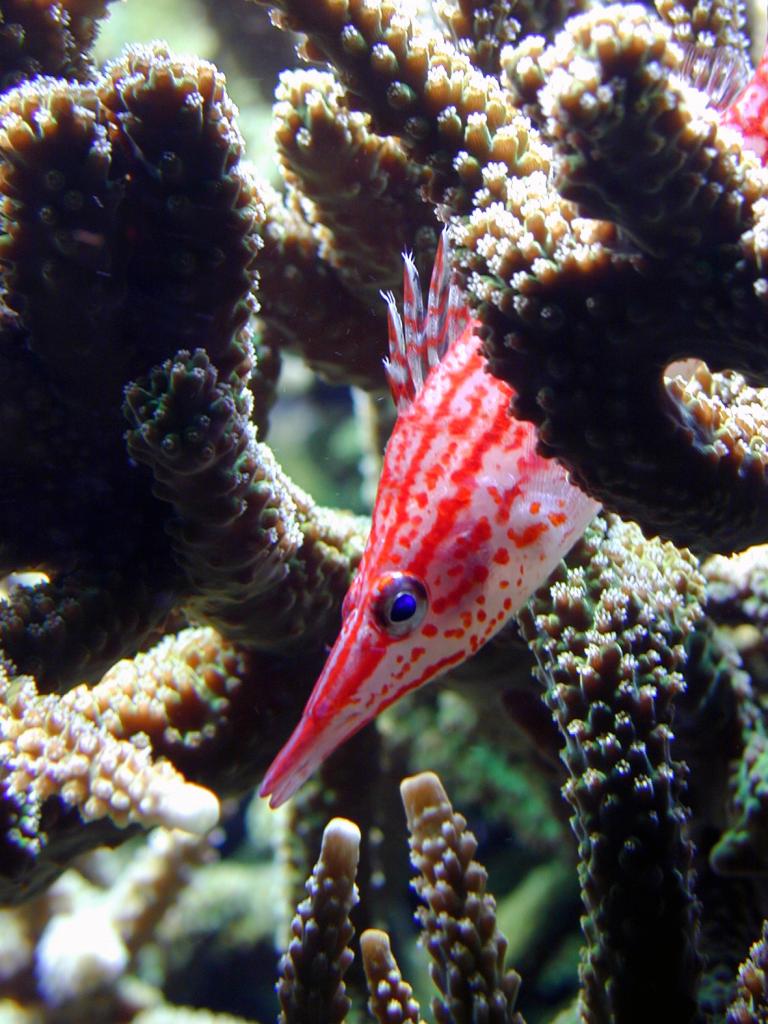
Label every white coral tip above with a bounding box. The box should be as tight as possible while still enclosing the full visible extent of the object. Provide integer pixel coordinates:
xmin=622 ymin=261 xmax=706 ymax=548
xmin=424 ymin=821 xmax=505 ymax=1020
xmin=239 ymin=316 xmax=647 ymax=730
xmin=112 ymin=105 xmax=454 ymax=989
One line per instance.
xmin=320 ymin=817 xmax=361 ymax=878
xmin=148 ymin=780 xmax=221 ymax=835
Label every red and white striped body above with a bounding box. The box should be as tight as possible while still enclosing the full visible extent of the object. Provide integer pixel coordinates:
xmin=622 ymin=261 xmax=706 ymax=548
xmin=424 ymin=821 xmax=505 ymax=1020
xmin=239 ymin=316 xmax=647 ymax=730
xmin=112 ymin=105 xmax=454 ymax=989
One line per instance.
xmin=719 ymin=41 xmax=768 ymax=162
xmin=260 ymin=238 xmax=600 ymax=808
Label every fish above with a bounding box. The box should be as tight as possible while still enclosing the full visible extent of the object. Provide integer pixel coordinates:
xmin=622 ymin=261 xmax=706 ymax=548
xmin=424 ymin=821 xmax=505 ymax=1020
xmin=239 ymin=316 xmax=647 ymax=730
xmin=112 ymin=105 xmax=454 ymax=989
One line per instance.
xmin=718 ymin=40 xmax=768 ymax=162
xmin=259 ymin=232 xmax=601 ymax=808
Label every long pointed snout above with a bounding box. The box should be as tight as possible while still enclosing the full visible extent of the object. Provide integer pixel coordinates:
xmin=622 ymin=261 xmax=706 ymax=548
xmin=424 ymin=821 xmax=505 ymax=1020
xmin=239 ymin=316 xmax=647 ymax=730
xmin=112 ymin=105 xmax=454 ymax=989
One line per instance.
xmin=259 ymin=610 xmax=388 ymax=807
xmin=259 ymin=706 xmax=352 ymax=808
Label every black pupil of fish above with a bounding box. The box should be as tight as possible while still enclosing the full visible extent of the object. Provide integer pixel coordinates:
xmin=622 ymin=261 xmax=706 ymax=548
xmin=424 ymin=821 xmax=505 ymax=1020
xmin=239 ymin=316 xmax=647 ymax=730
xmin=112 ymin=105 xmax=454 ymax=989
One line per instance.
xmin=390 ymin=592 xmax=417 ymax=622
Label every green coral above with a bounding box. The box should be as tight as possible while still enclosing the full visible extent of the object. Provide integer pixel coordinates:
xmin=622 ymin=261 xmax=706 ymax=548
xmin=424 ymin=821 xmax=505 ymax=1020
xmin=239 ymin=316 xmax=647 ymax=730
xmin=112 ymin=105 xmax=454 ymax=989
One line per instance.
xmin=519 ymin=515 xmax=704 ymax=1022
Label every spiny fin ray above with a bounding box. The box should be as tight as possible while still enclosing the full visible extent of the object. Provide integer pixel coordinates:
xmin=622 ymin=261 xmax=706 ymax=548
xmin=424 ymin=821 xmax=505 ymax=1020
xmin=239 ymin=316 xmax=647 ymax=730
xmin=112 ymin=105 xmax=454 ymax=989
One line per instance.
xmin=383 ymin=231 xmax=470 ymax=410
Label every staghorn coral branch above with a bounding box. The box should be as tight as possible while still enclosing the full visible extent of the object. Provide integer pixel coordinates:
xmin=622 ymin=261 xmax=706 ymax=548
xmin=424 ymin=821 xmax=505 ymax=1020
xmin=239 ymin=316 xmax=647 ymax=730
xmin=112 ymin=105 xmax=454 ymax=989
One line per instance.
xmin=253 ymin=180 xmax=389 ymax=389
xmin=0 ymin=76 xmax=125 ymax=408
xmin=400 ymin=770 xmax=524 ymax=1024
xmin=0 ymin=0 xmax=116 ymax=89
xmin=99 ymin=43 xmax=260 ymax=394
xmin=61 ymin=0 xmax=116 ymax=62
xmin=0 ymin=660 xmax=220 ymax=864
xmin=0 ymin=0 xmax=76 ymax=88
xmin=250 ymin=0 xmax=544 ymax=214
xmin=691 ymin=546 xmax=768 ymax=879
xmin=669 ymin=596 xmax=766 ymax=1016
xmin=726 ymin=919 xmax=768 ymax=1023
xmin=124 ymin=347 xmax=368 ymax=647
xmin=123 ymin=350 xmax=302 ymax=633
xmin=276 ymin=816 xmax=360 ymax=1024
xmin=273 ymin=66 xmax=437 ymax=306
xmin=0 ymin=558 xmax=179 ymax=693
xmin=655 ymin=0 xmax=765 ymax=63
xmin=254 ymin=0 xmax=451 ymax=145
xmin=0 ymin=44 xmax=259 ymax=418
xmin=83 ymin=627 xmax=249 ymax=744
xmin=35 ymin=827 xmax=215 ymax=1007
xmin=0 ymin=33 xmax=374 ymax=695
xmin=711 ymin=730 xmax=768 ymax=874
xmin=0 ymin=623 xmax=332 ymax=902
xmin=453 ymin=4 xmax=768 ymax=554
xmin=435 ymin=0 xmax=588 ymax=77
xmin=360 ymin=928 xmax=425 ymax=1024
xmin=518 ymin=514 xmax=704 ymax=1023
xmin=49 ymin=625 xmax=332 ymax=801
xmin=0 ymin=39 xmax=277 ymax=691
xmin=508 ymin=5 xmax=763 ymax=257
xmin=108 ymin=827 xmax=217 ymax=963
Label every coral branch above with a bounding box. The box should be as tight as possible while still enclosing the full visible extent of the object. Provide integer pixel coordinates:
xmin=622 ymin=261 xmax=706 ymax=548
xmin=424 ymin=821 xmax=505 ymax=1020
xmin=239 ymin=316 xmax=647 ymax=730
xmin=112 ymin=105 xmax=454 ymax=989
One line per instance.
xmin=727 ymin=919 xmax=768 ymax=1023
xmin=0 ymin=660 xmax=219 ymax=869
xmin=401 ymin=770 xmax=524 ymax=1024
xmin=361 ymin=928 xmax=424 ymax=1024
xmin=252 ymin=0 xmax=542 ymax=213
xmin=274 ymin=66 xmax=436 ymax=305
xmin=254 ymin=180 xmax=388 ymax=388
xmin=509 ymin=5 xmax=760 ymax=256
xmin=36 ymin=828 xmax=214 ymax=1006
xmin=125 ymin=347 xmax=367 ymax=645
xmin=276 ymin=816 xmax=360 ymax=1024
xmin=457 ymin=6 xmax=768 ymax=553
xmin=519 ymin=515 xmax=703 ymax=1022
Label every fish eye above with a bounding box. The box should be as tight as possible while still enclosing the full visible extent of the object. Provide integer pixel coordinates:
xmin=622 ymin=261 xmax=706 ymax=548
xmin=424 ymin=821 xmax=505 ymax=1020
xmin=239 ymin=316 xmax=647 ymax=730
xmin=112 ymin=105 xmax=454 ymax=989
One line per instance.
xmin=373 ymin=573 xmax=428 ymax=637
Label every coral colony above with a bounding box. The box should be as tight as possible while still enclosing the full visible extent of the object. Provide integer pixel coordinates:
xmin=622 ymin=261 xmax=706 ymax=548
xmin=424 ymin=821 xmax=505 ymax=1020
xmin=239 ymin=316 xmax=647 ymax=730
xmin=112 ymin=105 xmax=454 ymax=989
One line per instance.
xmin=3 ymin=0 xmax=768 ymax=1020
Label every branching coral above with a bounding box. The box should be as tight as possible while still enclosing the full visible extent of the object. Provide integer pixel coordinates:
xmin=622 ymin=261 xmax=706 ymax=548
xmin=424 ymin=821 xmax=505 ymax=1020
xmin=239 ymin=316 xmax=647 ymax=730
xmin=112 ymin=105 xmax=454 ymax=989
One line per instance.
xmin=0 ymin=658 xmax=219 ymax=890
xmin=276 ymin=816 xmax=360 ymax=1023
xmin=254 ymin=0 xmax=768 ymax=553
xmin=727 ymin=919 xmax=768 ymax=1023
xmin=273 ymin=771 xmax=523 ymax=1024
xmin=361 ymin=929 xmax=424 ymax=1024
xmin=489 ymin=3 xmax=768 ymax=554
xmin=400 ymin=770 xmax=523 ymax=1023
xmin=5 ymin=0 xmax=768 ymax=1021
xmin=519 ymin=515 xmax=704 ymax=1022
xmin=0 ymin=0 xmax=369 ymax=890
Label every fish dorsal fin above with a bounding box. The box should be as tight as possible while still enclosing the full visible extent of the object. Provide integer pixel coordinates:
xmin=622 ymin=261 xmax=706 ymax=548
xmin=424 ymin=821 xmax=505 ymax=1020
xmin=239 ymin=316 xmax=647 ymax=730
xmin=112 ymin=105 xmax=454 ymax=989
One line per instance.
xmin=383 ymin=230 xmax=471 ymax=411
xmin=678 ymin=42 xmax=751 ymax=110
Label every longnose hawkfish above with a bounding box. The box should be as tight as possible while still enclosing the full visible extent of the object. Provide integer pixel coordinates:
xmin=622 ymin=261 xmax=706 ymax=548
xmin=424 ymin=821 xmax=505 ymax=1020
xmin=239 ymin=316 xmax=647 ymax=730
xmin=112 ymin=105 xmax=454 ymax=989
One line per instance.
xmin=260 ymin=233 xmax=601 ymax=808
